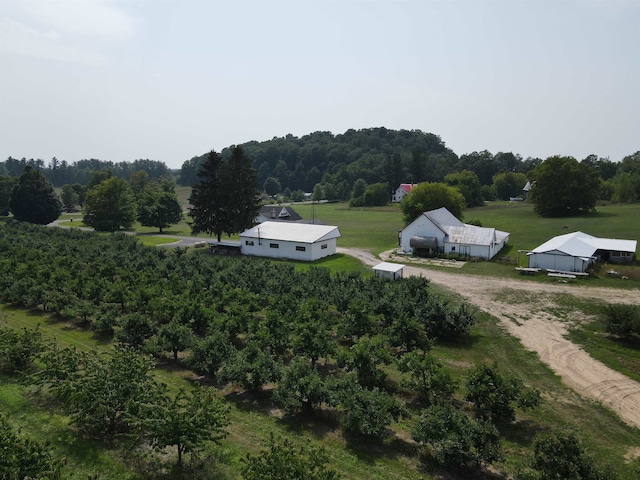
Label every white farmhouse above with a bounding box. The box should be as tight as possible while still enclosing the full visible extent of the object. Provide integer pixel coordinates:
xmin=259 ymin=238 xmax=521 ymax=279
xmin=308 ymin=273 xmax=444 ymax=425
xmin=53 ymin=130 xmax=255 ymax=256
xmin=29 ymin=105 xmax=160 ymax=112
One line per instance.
xmin=527 ymin=231 xmax=637 ymax=273
xmin=240 ymin=221 xmax=341 ymax=261
xmin=398 ymin=207 xmax=509 ymax=260
xmin=392 ymin=183 xmax=417 ymax=203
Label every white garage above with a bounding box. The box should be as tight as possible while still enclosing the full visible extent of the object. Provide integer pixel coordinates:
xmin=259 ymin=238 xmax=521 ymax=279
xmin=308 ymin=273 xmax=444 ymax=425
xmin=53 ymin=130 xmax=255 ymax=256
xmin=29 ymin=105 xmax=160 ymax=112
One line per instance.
xmin=240 ymin=221 xmax=341 ymax=261
xmin=527 ymin=231 xmax=637 ymax=273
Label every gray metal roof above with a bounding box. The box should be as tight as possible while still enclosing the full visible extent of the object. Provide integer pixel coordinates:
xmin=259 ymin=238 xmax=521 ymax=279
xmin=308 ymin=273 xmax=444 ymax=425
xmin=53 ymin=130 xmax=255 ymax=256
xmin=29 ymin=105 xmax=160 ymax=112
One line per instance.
xmin=423 ymin=207 xmax=464 ymax=232
xmin=448 ymin=226 xmax=496 ymax=246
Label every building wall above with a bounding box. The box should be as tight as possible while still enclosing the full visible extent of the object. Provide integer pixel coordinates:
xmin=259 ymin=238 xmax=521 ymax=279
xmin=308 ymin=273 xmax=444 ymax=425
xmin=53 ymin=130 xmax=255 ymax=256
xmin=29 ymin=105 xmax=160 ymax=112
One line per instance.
xmin=392 ymin=187 xmax=407 ymax=203
xmin=444 ymin=243 xmax=492 ymax=259
xmin=528 ymin=252 xmax=590 ymax=272
xmin=399 ymin=216 xmax=445 ymax=253
xmin=240 ymin=237 xmax=336 ymax=261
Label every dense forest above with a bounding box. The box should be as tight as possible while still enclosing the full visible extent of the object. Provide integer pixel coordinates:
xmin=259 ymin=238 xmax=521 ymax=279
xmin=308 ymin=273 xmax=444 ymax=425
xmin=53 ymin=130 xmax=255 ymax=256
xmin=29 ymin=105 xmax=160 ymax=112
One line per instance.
xmin=2 ymin=127 xmax=639 ymax=205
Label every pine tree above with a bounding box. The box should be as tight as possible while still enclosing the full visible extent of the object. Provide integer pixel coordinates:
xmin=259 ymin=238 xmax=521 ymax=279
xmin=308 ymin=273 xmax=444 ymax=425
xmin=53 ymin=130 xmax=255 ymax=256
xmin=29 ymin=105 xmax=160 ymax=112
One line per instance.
xmin=189 ymin=147 xmax=260 ymax=242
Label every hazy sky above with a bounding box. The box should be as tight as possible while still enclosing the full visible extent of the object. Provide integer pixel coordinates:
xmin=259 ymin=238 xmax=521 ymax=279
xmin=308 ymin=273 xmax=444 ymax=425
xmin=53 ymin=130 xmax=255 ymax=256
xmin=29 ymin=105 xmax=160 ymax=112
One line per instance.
xmin=1 ymin=0 xmax=638 ymax=169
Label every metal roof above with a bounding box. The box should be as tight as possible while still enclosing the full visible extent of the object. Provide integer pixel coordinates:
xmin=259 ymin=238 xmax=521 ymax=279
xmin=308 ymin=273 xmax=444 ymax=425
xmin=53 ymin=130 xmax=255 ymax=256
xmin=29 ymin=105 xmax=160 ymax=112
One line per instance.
xmin=373 ymin=262 xmax=405 ymax=273
xmin=240 ymin=221 xmax=341 ymax=243
xmin=448 ymin=226 xmax=498 ymax=246
xmin=528 ymin=231 xmax=637 ymax=257
xmin=423 ymin=207 xmax=464 ymax=232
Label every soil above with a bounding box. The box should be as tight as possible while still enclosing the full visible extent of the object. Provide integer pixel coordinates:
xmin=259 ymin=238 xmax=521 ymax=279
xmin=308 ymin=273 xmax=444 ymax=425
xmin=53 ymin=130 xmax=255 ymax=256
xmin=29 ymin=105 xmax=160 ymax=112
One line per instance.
xmin=339 ymin=248 xmax=640 ymax=429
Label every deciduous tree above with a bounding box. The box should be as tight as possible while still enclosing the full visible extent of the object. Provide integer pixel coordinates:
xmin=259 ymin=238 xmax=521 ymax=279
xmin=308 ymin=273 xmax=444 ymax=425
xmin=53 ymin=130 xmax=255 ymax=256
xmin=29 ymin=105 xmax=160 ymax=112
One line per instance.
xmin=445 ymin=170 xmax=484 ymax=207
xmin=83 ymin=177 xmax=137 ymax=231
xmin=412 ymin=403 xmax=501 ymax=468
xmin=138 ymin=384 xmax=229 ymax=469
xmin=400 ymin=182 xmax=465 ymax=224
xmin=138 ymin=181 xmax=183 ymax=233
xmin=530 ymin=156 xmax=600 ymax=217
xmin=465 ymin=363 xmax=541 ymax=422
xmin=242 ymin=435 xmax=339 ymax=480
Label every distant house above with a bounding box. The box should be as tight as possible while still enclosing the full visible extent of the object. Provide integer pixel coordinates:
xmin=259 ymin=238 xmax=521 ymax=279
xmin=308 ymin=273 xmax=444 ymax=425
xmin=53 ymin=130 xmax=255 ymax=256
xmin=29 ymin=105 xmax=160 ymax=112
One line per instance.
xmin=240 ymin=221 xmax=341 ymax=261
xmin=373 ymin=262 xmax=405 ymax=281
xmin=392 ymin=183 xmax=417 ymax=203
xmin=522 ymin=181 xmax=535 ymax=201
xmin=527 ymin=231 xmax=637 ymax=273
xmin=256 ymin=205 xmax=302 ymax=223
xmin=398 ymin=207 xmax=509 ymax=260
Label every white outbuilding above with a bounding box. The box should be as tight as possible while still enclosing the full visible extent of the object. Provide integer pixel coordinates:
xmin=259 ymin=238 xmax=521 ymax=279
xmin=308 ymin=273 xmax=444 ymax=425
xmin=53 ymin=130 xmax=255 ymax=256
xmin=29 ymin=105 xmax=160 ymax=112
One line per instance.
xmin=398 ymin=207 xmax=509 ymax=260
xmin=240 ymin=221 xmax=341 ymax=261
xmin=527 ymin=231 xmax=637 ymax=273
xmin=373 ymin=262 xmax=405 ymax=280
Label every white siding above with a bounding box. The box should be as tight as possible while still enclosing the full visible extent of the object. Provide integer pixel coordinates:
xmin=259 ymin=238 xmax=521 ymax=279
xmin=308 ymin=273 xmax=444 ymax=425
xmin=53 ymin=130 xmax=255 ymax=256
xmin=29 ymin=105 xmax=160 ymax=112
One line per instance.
xmin=528 ymin=252 xmax=591 ymax=272
xmin=240 ymin=237 xmax=337 ymax=261
xmin=399 ymin=215 xmax=446 ymax=253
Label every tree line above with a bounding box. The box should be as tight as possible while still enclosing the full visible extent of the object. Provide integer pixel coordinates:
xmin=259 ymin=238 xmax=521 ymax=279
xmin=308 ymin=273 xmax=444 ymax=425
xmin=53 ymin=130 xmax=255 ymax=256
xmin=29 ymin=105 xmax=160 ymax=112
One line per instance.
xmin=0 ymin=221 xmax=619 ymax=478
xmin=0 ymin=157 xmax=171 ymax=187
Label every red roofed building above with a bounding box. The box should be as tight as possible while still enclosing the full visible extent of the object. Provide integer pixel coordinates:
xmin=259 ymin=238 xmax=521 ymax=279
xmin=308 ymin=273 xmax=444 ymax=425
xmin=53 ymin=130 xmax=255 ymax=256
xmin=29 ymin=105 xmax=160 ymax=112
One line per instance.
xmin=392 ymin=183 xmax=417 ymax=203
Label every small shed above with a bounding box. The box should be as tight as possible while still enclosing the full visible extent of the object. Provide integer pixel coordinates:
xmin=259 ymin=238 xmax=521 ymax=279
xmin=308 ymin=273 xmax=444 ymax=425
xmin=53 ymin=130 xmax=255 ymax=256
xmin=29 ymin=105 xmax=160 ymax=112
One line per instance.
xmin=373 ymin=262 xmax=405 ymax=280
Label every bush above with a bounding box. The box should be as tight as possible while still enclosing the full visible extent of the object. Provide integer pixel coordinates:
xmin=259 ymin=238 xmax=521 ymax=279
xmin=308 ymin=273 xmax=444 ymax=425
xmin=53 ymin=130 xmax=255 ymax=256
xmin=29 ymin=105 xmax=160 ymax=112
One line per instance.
xmin=602 ymin=304 xmax=640 ymax=340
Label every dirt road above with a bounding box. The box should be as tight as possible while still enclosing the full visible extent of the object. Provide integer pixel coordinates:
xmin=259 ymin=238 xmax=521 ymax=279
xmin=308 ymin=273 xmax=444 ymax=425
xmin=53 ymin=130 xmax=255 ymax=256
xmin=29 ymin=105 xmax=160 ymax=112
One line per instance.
xmin=339 ymin=248 xmax=640 ymax=429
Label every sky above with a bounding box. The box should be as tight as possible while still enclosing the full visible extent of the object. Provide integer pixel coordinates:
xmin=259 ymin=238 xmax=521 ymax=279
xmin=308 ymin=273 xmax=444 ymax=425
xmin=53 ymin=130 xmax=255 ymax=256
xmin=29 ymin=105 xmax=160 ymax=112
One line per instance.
xmin=1 ymin=0 xmax=639 ymax=170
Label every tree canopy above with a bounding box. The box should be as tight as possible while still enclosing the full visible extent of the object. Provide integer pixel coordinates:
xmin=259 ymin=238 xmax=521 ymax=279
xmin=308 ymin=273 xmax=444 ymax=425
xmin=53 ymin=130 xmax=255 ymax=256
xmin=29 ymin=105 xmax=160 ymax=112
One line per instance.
xmin=189 ymin=146 xmax=260 ymax=242
xmin=83 ymin=177 xmax=137 ymax=231
xmin=530 ymin=156 xmax=601 ymax=217
xmin=138 ymin=180 xmax=183 ymax=233
xmin=8 ymin=166 xmax=62 ymax=224
xmin=400 ymin=182 xmax=465 ymax=224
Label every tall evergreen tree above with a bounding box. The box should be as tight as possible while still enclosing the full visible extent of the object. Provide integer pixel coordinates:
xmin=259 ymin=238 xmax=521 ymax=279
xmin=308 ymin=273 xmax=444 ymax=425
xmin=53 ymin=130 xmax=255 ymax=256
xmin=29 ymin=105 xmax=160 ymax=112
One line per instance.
xmin=189 ymin=147 xmax=260 ymax=242
xmin=9 ymin=166 xmax=62 ymax=224
xmin=226 ymin=146 xmax=261 ymax=236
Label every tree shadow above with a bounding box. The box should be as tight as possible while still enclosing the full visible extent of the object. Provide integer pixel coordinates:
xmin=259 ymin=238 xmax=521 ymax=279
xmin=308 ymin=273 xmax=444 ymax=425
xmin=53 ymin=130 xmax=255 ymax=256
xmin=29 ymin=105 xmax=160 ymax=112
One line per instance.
xmin=496 ymin=418 xmax=546 ymax=447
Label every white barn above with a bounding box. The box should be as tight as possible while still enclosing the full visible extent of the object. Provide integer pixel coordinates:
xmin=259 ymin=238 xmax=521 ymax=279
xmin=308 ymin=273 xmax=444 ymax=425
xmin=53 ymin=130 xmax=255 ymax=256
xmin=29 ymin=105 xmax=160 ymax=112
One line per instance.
xmin=240 ymin=221 xmax=341 ymax=261
xmin=527 ymin=231 xmax=637 ymax=273
xmin=398 ymin=207 xmax=509 ymax=260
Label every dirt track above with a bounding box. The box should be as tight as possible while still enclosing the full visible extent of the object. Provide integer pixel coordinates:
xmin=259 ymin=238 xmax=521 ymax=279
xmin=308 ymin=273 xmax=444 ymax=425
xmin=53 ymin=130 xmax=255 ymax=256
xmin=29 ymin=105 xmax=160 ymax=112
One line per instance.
xmin=339 ymin=248 xmax=640 ymax=429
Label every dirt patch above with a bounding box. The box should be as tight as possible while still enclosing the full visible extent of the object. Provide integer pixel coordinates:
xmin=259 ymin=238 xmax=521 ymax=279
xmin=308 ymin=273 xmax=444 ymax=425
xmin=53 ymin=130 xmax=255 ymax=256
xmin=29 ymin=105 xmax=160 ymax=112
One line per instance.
xmin=339 ymin=248 xmax=640 ymax=429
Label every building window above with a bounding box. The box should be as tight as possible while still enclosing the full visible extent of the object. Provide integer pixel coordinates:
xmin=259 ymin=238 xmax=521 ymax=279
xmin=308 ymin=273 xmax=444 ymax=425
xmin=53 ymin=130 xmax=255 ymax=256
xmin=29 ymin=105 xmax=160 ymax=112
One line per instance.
xmin=245 ymin=240 xmax=254 ymax=246
xmin=321 ymin=244 xmax=328 ymax=250
xmin=296 ymin=246 xmax=306 ymax=252
xmin=270 ymin=243 xmax=279 ymax=249
xmin=451 ymin=246 xmax=456 ymax=252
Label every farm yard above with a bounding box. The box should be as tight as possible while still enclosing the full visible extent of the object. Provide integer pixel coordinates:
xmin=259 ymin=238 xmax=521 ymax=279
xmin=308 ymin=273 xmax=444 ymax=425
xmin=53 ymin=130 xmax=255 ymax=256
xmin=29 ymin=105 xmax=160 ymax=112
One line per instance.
xmin=2 ymin=200 xmax=640 ymax=479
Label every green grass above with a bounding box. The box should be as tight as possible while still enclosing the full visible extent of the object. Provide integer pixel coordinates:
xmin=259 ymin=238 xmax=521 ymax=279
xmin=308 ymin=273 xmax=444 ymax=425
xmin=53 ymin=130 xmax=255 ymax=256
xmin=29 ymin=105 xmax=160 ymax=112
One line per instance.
xmin=135 ymin=235 xmax=181 ymax=247
xmin=294 ymin=202 xmax=404 ymax=253
xmin=568 ymin=317 xmax=640 ymax=385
